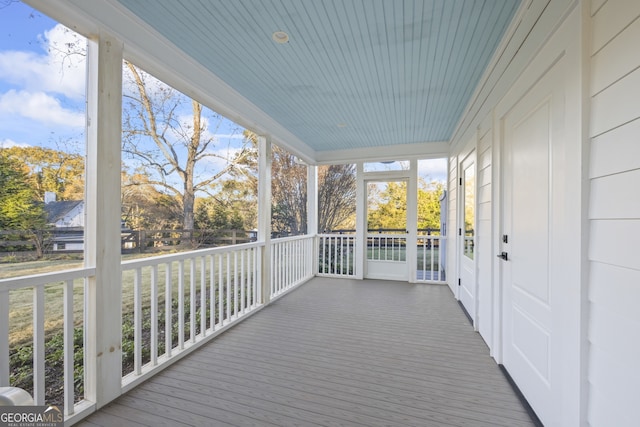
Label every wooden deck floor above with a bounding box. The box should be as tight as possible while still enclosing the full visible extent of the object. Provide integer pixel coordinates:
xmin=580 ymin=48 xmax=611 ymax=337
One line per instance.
xmin=78 ymin=278 xmax=535 ymax=427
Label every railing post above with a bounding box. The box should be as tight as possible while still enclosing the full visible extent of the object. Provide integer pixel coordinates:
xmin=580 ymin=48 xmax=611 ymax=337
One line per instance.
xmin=84 ymin=32 xmax=123 ymax=408
xmin=258 ymin=136 xmax=272 ymax=304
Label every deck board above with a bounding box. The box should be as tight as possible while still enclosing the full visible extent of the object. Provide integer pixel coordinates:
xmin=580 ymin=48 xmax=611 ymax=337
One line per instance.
xmin=77 ymin=278 xmax=535 ymax=427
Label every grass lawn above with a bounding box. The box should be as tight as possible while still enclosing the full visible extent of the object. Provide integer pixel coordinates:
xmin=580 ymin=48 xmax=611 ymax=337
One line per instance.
xmin=3 ymin=253 xmax=195 ymax=346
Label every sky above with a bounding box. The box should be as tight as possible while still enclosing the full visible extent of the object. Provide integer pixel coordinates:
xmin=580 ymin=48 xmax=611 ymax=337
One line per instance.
xmin=0 ymin=0 xmax=246 ymax=174
xmin=0 ymin=1 xmax=447 ymax=184
xmin=0 ymin=1 xmax=86 ymax=152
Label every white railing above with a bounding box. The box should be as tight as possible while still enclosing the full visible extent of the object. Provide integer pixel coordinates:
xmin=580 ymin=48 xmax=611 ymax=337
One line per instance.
xmin=0 ymin=267 xmax=95 ymax=417
xmin=120 ymin=242 xmax=263 ymax=390
xmin=1 ymin=237 xmax=317 ymax=424
xmin=317 ymin=234 xmax=356 ymax=277
xmin=417 ymin=234 xmax=445 ymax=282
xmin=270 ymin=235 xmax=314 ymax=298
xmin=367 ymin=233 xmax=407 ymax=261
xmin=0 ymin=232 xmax=457 ymax=424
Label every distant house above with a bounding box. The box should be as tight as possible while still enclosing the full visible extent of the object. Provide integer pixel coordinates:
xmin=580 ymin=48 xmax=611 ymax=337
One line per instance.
xmin=43 ymin=192 xmax=84 ymax=251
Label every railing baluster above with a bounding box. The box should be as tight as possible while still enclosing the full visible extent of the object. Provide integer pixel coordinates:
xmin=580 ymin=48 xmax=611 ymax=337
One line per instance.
xmin=333 ymin=237 xmax=339 ymax=274
xmin=63 ymin=279 xmax=74 ymax=416
xmin=250 ymin=248 xmax=255 ymax=306
xmin=218 ymin=254 xmax=223 ymax=326
xmin=430 ymin=237 xmax=435 ymax=279
xmin=0 ymin=290 xmax=9 ymax=386
xmin=278 ymin=243 xmax=283 ymax=293
xmin=255 ymin=246 xmax=261 ymax=303
xmin=422 ymin=237 xmax=427 ymax=279
xmin=294 ymin=240 xmax=298 ymax=283
xmin=134 ymin=268 xmax=142 ymax=374
xmin=272 ymin=243 xmax=277 ymax=296
xmin=299 ymin=239 xmax=302 ymax=280
xmin=226 ymin=253 xmax=231 ymax=323
xmin=178 ymin=261 xmax=184 ymax=350
xmin=287 ymin=241 xmax=291 ymax=287
xmin=209 ymin=255 xmax=215 ymax=331
xmin=320 ymin=236 xmax=325 ymax=274
xmin=240 ymin=249 xmax=246 ymax=315
xmin=233 ymin=251 xmax=238 ymax=318
xmin=165 ymin=263 xmax=172 ymax=358
xmin=150 ymin=265 xmax=158 ymax=366
xmin=189 ymin=259 xmax=196 ymax=343
xmin=33 ymin=286 xmax=45 ymax=405
xmin=200 ymin=257 xmax=206 ymax=337
xmin=348 ymin=236 xmax=352 ymax=275
xmin=284 ymin=242 xmax=288 ymax=289
xmin=286 ymin=241 xmax=291 ymax=288
xmin=275 ymin=242 xmax=280 ymax=294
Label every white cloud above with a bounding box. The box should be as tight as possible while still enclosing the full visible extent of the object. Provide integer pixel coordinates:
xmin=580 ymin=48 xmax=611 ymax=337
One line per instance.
xmin=212 ymin=133 xmax=245 ymax=139
xmin=418 ymin=158 xmax=448 ymax=183
xmin=0 ymin=24 xmax=86 ymax=100
xmin=0 ymin=138 xmax=30 ymax=148
xmin=0 ymin=89 xmax=84 ymax=127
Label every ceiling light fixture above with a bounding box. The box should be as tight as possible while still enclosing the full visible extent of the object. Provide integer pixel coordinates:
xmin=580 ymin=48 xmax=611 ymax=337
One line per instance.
xmin=272 ymin=31 xmax=289 ymax=44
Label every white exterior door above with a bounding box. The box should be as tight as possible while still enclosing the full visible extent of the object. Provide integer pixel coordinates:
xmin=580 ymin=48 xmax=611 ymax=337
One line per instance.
xmin=458 ymin=153 xmax=476 ymax=320
xmin=365 ymin=180 xmax=409 ymax=281
xmin=500 ymin=62 xmax=565 ymax=424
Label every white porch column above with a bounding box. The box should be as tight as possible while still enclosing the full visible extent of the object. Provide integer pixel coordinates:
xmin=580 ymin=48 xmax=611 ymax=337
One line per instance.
xmin=407 ymin=159 xmax=418 ymax=282
xmin=257 ymin=136 xmax=272 ymax=304
xmin=84 ymin=33 xmax=123 ymax=407
xmin=355 ymin=163 xmax=365 ymax=280
xmin=307 ymin=165 xmax=318 ymax=275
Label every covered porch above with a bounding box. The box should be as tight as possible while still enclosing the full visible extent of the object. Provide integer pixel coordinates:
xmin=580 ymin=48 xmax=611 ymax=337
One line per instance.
xmin=78 ymin=277 xmax=534 ymax=427
xmin=2 ymin=0 xmax=639 ymax=425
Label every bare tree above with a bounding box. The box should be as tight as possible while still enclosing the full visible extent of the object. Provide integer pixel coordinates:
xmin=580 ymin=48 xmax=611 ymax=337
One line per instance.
xmin=318 ymin=164 xmax=356 ymax=231
xmin=122 ymin=62 xmax=252 ymax=237
xmin=271 ymin=146 xmax=307 ymax=236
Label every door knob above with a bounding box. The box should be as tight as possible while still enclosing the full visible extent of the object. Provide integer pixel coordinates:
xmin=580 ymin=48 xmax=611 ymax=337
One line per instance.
xmin=497 ymin=252 xmax=508 ymax=261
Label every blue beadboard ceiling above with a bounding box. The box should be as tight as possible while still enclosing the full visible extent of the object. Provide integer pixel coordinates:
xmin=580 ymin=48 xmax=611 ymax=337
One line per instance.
xmin=115 ymin=0 xmax=520 ymax=155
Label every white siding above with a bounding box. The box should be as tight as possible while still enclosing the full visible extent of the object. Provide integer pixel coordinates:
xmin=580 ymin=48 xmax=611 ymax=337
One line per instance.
xmin=56 ymin=203 xmax=84 ymax=228
xmin=476 ymin=126 xmax=492 ymax=344
xmin=588 ymin=0 xmax=640 ymax=425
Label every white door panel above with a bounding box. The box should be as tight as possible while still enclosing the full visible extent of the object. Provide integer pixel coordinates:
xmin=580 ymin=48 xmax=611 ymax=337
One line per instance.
xmin=501 ymin=61 xmax=564 ymax=425
xmin=365 ymin=180 xmax=409 ymax=281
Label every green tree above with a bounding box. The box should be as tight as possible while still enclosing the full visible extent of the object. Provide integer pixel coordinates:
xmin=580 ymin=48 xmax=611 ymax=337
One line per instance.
xmin=0 ymin=155 xmax=48 ymax=257
xmin=367 ymin=181 xmax=407 ymax=230
xmin=418 ymin=180 xmax=445 ymax=231
xmin=367 ymin=179 xmax=444 ymax=232
xmin=1 ymin=146 xmax=84 ymax=201
xmin=194 ymin=199 xmax=244 ymax=230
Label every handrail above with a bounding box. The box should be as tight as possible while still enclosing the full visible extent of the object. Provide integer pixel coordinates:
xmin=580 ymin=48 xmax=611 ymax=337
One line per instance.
xmin=0 ymin=267 xmax=96 ymax=292
xmin=121 ymin=241 xmax=263 ymax=269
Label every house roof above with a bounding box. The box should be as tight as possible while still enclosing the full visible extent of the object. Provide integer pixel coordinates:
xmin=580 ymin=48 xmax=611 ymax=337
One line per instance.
xmin=27 ymin=0 xmax=521 ymax=163
xmin=44 ymin=200 xmax=83 ymax=224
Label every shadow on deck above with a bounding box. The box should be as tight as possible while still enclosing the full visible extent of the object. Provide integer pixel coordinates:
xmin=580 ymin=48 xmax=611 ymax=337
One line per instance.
xmin=78 ymin=277 xmax=535 ymax=427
